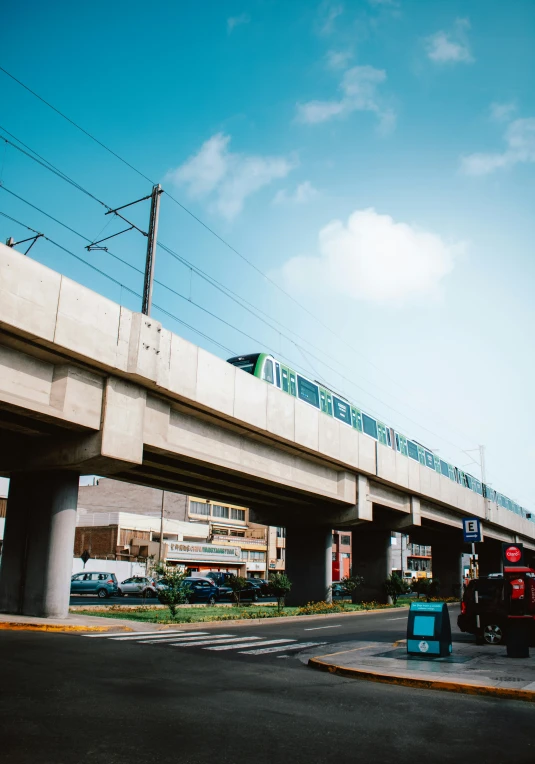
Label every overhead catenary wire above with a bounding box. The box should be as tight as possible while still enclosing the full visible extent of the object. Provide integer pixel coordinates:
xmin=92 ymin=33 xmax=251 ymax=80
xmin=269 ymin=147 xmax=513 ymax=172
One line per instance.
xmin=0 ymin=130 xmax=482 ymax=460
xmin=0 ymin=66 xmax=483 ymax=449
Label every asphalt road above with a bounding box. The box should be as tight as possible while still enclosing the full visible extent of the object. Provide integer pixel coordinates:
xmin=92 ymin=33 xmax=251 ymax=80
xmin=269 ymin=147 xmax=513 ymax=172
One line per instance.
xmin=2 ymin=606 xmax=534 ymax=764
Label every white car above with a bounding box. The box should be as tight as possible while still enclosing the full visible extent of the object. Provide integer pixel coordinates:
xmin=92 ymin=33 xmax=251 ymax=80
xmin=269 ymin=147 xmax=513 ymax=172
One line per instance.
xmin=117 ymin=576 xmax=157 ymax=597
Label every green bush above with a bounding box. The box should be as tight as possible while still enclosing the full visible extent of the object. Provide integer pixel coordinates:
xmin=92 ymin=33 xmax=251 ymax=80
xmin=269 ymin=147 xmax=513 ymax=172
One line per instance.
xmin=154 ymin=564 xmax=190 ymax=618
xmin=227 ymin=575 xmax=248 ymax=606
xmin=384 ymin=573 xmax=410 ymax=605
xmin=268 ymin=573 xmax=292 ymax=614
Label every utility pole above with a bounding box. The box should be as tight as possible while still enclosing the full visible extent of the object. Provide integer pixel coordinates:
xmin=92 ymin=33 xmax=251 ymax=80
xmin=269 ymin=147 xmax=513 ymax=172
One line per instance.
xmin=158 ymin=489 xmax=165 ymax=565
xmin=142 ymin=184 xmax=162 ymax=316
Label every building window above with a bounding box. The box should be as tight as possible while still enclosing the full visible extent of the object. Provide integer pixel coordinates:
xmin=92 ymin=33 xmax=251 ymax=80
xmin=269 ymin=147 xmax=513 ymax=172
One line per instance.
xmin=231 ymin=508 xmax=245 ymax=521
xmin=341 ymin=535 xmax=351 ymax=546
xmin=276 ymin=547 xmax=285 ymax=561
xmin=190 ymin=500 xmax=210 ymax=516
xmin=212 ymin=505 xmax=229 ymax=519
xmin=241 ymin=550 xmax=249 ymax=560
xmin=250 ymin=551 xmax=266 ymax=561
xmin=276 ymin=527 xmax=286 ymax=538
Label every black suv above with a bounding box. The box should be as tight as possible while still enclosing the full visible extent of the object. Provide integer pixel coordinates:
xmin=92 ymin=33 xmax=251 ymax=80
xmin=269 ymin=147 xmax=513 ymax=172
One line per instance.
xmin=458 ymin=576 xmax=507 ymax=644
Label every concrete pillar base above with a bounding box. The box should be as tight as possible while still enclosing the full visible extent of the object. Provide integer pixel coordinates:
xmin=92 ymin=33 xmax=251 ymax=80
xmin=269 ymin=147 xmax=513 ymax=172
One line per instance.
xmin=285 ymin=526 xmax=332 ymax=606
xmin=0 ymin=471 xmax=79 ymax=618
xmin=352 ymin=530 xmax=392 ymax=604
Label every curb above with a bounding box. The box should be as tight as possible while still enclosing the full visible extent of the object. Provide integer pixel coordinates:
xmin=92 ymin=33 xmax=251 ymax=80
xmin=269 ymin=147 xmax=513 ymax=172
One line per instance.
xmin=308 ymin=656 xmax=535 ymax=703
xmin=0 ymin=622 xmax=132 ymax=634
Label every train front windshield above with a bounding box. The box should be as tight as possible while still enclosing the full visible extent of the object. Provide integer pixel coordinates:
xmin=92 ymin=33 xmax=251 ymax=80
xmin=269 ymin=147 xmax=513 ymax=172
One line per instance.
xmin=227 ymin=353 xmax=260 ymax=375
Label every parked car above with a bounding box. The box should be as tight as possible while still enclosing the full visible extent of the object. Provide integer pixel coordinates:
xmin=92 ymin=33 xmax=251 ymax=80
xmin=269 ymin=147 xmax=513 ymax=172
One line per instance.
xmin=117 ymin=576 xmax=158 ymax=598
xmin=332 ymin=582 xmax=350 ymax=597
xmin=458 ymin=577 xmax=508 ymax=644
xmin=219 ymin=581 xmax=261 ymax=603
xmin=247 ymin=578 xmax=269 ymax=596
xmin=180 ymin=577 xmax=220 ymax=605
xmin=70 ymin=572 xmax=118 ymax=599
xmin=195 ymin=571 xmax=233 ymax=587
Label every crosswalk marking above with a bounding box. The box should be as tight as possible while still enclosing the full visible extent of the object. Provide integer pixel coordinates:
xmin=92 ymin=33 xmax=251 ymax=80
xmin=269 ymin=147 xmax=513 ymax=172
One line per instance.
xmin=108 ymin=630 xmax=192 ymax=641
xmin=204 ymin=639 xmax=295 ymax=652
xmin=239 ymin=641 xmax=327 ymax=655
xmin=137 ymin=632 xmax=210 ymax=643
xmin=170 ymin=636 xmax=262 ymax=647
xmin=83 ymin=629 xmax=185 ymax=639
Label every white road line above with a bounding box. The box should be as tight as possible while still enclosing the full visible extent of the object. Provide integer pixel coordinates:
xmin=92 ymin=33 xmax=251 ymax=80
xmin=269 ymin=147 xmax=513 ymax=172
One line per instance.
xmin=205 ymin=639 xmax=295 ymax=652
xmin=107 ymin=630 xmax=193 ymax=641
xmin=83 ymin=630 xmax=187 ymax=639
xmin=387 ymin=618 xmax=407 ymax=621
xmin=239 ymin=641 xmax=327 ymax=656
xmin=304 ymin=625 xmax=342 ymax=631
xmin=137 ymin=632 xmax=210 ymax=643
xmin=170 ymin=636 xmax=259 ymax=647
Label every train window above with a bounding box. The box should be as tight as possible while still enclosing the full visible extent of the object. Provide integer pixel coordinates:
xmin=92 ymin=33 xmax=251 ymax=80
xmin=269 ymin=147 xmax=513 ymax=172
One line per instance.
xmin=377 ymin=422 xmax=388 ymax=445
xmin=395 ymin=433 xmax=400 ymax=451
xmin=362 ymin=413 xmax=378 ymax=439
xmin=448 ymin=465 xmax=455 ymax=481
xmin=320 ymin=389 xmax=327 ymax=414
xmin=326 ymin=393 xmax=333 ymax=416
xmin=281 ymin=367 xmax=289 ymax=393
xmin=333 ymin=397 xmax=352 ymax=426
xmin=434 ymin=455 xmax=441 ymax=473
xmin=275 ymin=363 xmax=281 ymax=388
xmin=262 ymin=359 xmax=274 ymax=384
xmin=351 ymin=408 xmax=363 ymax=432
xmin=417 ymin=446 xmax=426 ymax=466
xmin=386 ymin=428 xmax=392 ymax=448
xmin=227 ymin=353 xmax=260 ymax=374
xmin=407 ymin=441 xmax=419 ymax=461
xmin=425 ymin=451 xmax=435 ymax=469
xmin=440 ymin=460 xmax=449 ymax=478
xmin=297 ymin=376 xmax=320 ymax=408
xmin=289 ymin=371 xmax=297 ymax=396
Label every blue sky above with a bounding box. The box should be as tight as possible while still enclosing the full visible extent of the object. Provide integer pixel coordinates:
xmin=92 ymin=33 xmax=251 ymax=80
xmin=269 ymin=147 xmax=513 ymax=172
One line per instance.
xmin=1 ymin=0 xmax=534 ymax=509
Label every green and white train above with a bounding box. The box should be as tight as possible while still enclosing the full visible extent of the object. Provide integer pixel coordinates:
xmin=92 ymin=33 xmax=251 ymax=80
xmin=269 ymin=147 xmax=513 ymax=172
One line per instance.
xmin=227 ymin=352 xmax=533 ymax=524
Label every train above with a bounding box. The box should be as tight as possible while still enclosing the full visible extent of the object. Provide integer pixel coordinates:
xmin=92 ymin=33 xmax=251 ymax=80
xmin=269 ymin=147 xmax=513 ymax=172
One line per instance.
xmin=226 ymin=352 xmax=533 ymax=523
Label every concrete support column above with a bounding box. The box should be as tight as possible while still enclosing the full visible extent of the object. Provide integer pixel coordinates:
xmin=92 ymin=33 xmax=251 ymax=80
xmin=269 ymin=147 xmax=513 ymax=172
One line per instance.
xmin=352 ymin=530 xmax=392 ymax=604
xmin=431 ymin=537 xmax=464 ymax=599
xmin=0 ymin=471 xmax=79 ymax=618
xmin=285 ymin=525 xmax=332 ymax=606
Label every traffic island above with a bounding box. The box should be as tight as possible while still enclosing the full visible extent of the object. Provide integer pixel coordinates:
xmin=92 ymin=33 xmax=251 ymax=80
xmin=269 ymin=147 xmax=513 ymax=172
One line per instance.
xmin=308 ymin=640 xmax=535 ymax=702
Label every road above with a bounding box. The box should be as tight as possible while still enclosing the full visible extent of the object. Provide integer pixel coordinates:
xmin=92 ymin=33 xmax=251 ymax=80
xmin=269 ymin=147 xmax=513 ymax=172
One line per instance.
xmin=2 ymin=606 xmax=534 ymax=764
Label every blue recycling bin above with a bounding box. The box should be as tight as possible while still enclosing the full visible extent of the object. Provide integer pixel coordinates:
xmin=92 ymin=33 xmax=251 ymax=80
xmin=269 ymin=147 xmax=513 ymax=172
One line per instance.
xmin=407 ymin=601 xmax=452 ymax=657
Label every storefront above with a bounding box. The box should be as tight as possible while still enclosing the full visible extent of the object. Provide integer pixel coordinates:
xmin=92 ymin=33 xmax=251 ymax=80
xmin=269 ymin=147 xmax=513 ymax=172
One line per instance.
xmin=166 ymin=541 xmax=245 ymax=576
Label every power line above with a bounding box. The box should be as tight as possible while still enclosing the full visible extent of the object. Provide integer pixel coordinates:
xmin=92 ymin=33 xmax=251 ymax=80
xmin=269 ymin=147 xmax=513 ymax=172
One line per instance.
xmin=0 ymin=130 xmax=482 ymax=460
xmin=0 ymin=66 xmax=482 ymax=449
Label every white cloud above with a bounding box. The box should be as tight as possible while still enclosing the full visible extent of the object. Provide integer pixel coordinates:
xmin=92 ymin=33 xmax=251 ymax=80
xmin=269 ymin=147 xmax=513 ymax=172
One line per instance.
xmin=227 ymin=13 xmax=250 ymax=34
xmin=325 ymin=49 xmax=353 ymax=70
xmin=277 ymin=208 xmax=461 ymax=303
xmin=166 ymin=133 xmax=295 ymax=220
xmin=490 ymin=101 xmax=516 ymax=122
xmin=317 ymin=1 xmax=344 ymax=35
xmin=425 ymin=18 xmax=473 ymax=64
xmin=273 ymin=181 xmax=319 ymax=205
xmin=461 ymin=118 xmax=535 ymax=176
xmin=296 ymin=65 xmax=395 ymax=132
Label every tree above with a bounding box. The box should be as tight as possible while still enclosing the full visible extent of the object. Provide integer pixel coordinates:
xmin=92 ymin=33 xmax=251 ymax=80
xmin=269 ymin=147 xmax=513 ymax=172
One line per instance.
xmin=268 ymin=573 xmax=292 ymax=615
xmin=411 ymin=577 xmax=440 ymax=601
xmin=154 ymin=564 xmax=190 ymax=618
xmin=227 ymin=575 xmax=248 ymax=607
xmin=384 ymin=573 xmax=409 ymax=605
xmin=339 ymin=574 xmax=364 ymax=604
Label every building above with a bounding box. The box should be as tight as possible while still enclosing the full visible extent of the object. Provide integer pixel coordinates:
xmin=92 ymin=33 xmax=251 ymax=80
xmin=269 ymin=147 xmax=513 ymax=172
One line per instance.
xmin=332 ymin=531 xmax=352 ymax=581
xmin=391 ymin=533 xmax=432 ymax=580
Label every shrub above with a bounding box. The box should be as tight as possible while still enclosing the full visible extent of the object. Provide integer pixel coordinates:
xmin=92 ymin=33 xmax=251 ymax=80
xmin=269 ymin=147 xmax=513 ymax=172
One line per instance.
xmin=268 ymin=573 xmax=292 ymax=615
xmin=411 ymin=578 xmax=441 ymax=601
xmin=154 ymin=564 xmax=190 ymax=618
xmin=227 ymin=575 xmax=248 ymax=607
xmin=384 ymin=573 xmax=410 ymax=605
xmin=297 ymin=601 xmax=347 ymax=615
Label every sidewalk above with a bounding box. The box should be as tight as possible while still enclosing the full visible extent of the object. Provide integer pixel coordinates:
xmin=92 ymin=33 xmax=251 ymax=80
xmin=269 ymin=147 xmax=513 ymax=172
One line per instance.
xmin=308 ymin=639 xmax=535 ymax=702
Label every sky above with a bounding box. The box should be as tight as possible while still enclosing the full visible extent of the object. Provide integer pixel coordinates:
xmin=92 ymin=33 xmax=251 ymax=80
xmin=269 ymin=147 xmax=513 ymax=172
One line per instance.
xmin=1 ymin=0 xmax=534 ymax=510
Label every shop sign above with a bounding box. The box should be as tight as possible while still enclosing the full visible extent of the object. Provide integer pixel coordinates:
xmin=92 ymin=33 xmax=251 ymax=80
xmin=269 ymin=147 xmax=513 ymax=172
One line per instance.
xmin=167 ymin=542 xmax=241 ymax=562
xmin=246 ymin=562 xmax=265 ymax=571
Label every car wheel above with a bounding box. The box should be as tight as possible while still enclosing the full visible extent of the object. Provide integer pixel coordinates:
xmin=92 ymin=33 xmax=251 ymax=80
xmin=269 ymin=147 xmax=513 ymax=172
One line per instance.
xmin=97 ymin=588 xmax=108 ymax=599
xmin=252 ymin=592 xmax=258 ymax=602
xmin=117 ymin=589 xmax=124 ymax=597
xmin=142 ymin=589 xmax=154 ymax=598
xmin=208 ymin=596 xmax=217 ymax=606
xmin=483 ymin=623 xmax=504 ymax=645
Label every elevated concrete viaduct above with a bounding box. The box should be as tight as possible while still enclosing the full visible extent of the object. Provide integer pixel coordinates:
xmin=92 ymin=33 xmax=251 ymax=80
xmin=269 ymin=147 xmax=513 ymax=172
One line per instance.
xmin=0 ymin=243 xmax=533 ymax=616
